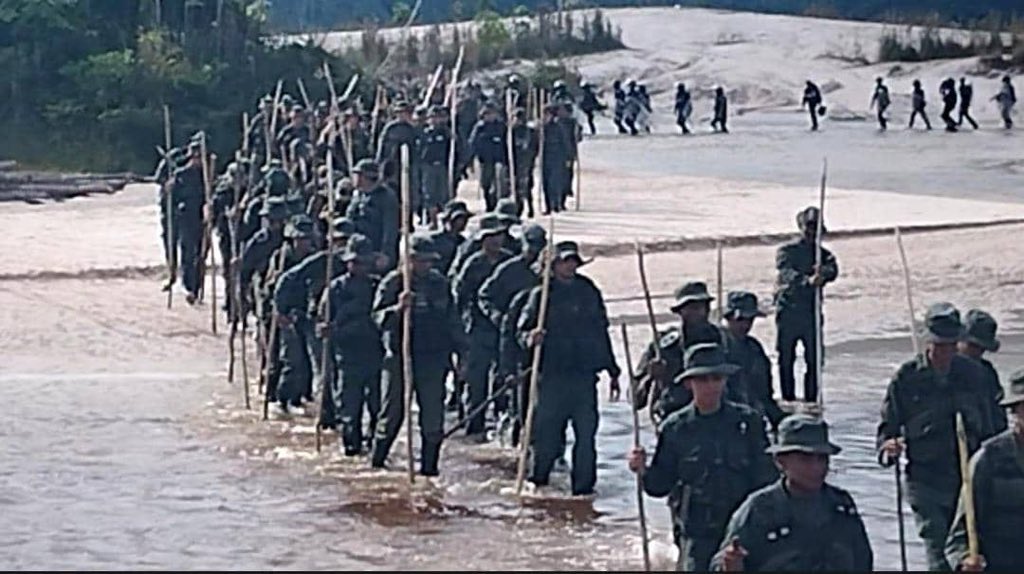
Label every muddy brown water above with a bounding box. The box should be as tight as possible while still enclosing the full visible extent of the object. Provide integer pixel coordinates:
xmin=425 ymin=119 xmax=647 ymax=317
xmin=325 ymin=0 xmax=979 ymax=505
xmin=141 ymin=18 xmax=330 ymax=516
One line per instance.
xmin=4 ymin=310 xmax=1019 ymax=570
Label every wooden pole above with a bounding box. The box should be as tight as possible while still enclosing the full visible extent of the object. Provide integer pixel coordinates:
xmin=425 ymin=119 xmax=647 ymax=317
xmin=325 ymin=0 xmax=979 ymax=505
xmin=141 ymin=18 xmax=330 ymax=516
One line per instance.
xmin=619 ymin=323 xmax=652 ymax=572
xmin=715 ymin=239 xmax=724 ymax=326
xmin=535 ymin=91 xmax=546 ymax=219
xmin=401 ymin=144 xmax=415 ymax=485
xmin=574 ymin=153 xmax=581 ymax=212
xmin=635 ymin=242 xmax=661 ymax=362
xmin=894 ymin=227 xmax=921 ymax=357
xmin=955 ymin=412 xmax=980 ymax=561
xmin=421 ymin=64 xmax=445 ymax=108
xmin=813 ymin=158 xmax=827 ymax=410
xmin=447 ymin=47 xmax=465 ymax=199
xmin=269 ymin=79 xmax=285 ymax=149
xmin=262 ymin=248 xmax=286 ymax=421
xmin=163 ymin=104 xmax=175 ymax=310
xmin=315 ymin=150 xmax=337 ymax=453
xmin=505 ymin=88 xmax=517 ymax=207
xmin=515 ymin=216 xmax=555 ymax=497
xmin=199 ymin=136 xmax=218 ymax=334
xmin=296 ymin=78 xmax=312 ymax=110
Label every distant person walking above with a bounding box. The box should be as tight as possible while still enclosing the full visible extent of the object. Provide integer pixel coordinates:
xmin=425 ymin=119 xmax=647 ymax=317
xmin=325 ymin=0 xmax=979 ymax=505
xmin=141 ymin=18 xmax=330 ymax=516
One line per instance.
xmin=940 ymin=77 xmax=958 ymax=132
xmin=909 ymin=79 xmax=932 ymax=130
xmin=870 ymin=77 xmax=891 ymax=131
xmin=957 ymin=77 xmax=978 ymax=129
xmin=994 ymin=75 xmax=1017 ymax=129
xmin=711 ymin=86 xmax=729 ymax=133
xmin=802 ymin=80 xmax=824 ymax=131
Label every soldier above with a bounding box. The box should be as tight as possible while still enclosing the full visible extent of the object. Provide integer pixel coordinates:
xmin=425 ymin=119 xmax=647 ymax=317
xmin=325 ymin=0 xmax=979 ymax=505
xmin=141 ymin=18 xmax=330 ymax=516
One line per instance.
xmin=375 ymin=100 xmax=419 ymax=192
xmin=456 ymin=82 xmax=483 ymax=151
xmin=276 ymin=105 xmax=313 ymax=159
xmin=156 ymin=146 xmax=185 ymax=291
xmin=712 ymin=415 xmax=873 ymax=571
xmin=275 ymin=217 xmax=357 ymax=427
xmin=612 ymin=80 xmax=628 ymax=134
xmin=579 ymin=82 xmax=604 ymax=136
xmin=675 ymin=83 xmax=693 ymax=135
xmin=419 ymin=105 xmax=454 ymax=230
xmin=940 ymin=77 xmax=959 ymax=132
xmin=551 ymin=80 xmax=576 ymax=107
xmin=510 ymin=108 xmax=539 ymax=218
xmin=540 ymin=103 xmax=571 ymax=215
xmin=169 ymin=142 xmax=207 ymax=304
xmin=557 ymin=102 xmax=581 ymax=209
xmin=468 ymin=103 xmax=508 ymax=212
xmin=452 ymin=214 xmax=515 ymax=440
xmin=623 ymin=80 xmax=642 ymax=136
xmin=346 ymin=159 xmax=400 ymax=271
xmin=448 ymin=198 xmax=519 ymax=279
xmin=479 ymin=223 xmax=548 ymax=443
xmin=634 ymin=281 xmax=730 ymax=425
xmin=957 ymin=77 xmax=978 ymax=130
xmin=430 ymin=200 xmax=473 ymax=277
xmin=518 ymin=241 xmax=620 ymax=496
xmin=993 ymin=75 xmax=1016 ymax=129
xmin=370 ymin=235 xmax=465 ymax=476
xmin=910 ymin=80 xmax=933 ymax=130
xmin=801 ymin=80 xmax=824 ymax=131
xmin=870 ymin=77 xmax=891 ymax=131
xmin=628 ymin=343 xmax=777 ymax=571
xmin=506 ymin=74 xmax=527 ymax=110
xmin=723 ymin=291 xmax=786 ymax=432
xmin=774 ymin=206 xmax=838 ymax=404
xmin=319 ymin=235 xmax=383 ymax=456
xmin=958 ymin=309 xmax=1008 ymax=434
xmin=945 ymin=370 xmax=1024 ymax=572
xmin=712 ymin=87 xmax=729 ymax=134
xmin=636 ymin=85 xmax=653 ymax=133
xmin=268 ymin=216 xmax=320 ymax=416
xmin=877 ymin=303 xmax=995 ymax=571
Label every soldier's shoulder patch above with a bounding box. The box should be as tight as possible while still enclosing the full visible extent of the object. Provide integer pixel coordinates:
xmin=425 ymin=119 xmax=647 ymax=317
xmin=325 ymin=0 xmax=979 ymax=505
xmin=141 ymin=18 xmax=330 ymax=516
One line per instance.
xmin=658 ymin=328 xmax=681 ymax=349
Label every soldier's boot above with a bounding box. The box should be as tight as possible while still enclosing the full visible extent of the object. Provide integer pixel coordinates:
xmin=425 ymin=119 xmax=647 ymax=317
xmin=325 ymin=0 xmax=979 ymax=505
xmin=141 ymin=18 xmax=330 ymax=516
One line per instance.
xmin=419 ymin=440 xmax=441 ymax=477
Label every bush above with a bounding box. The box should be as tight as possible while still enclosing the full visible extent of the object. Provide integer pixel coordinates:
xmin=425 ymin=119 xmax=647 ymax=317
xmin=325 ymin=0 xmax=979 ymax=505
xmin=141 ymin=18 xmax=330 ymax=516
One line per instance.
xmin=877 ymin=25 xmax=1008 ymax=63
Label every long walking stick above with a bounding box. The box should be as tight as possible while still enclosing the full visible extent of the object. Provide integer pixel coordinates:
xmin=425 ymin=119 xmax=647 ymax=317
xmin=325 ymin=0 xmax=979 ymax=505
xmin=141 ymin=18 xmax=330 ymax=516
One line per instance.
xmin=199 ymin=137 xmax=219 ymax=334
xmin=400 ymin=144 xmax=415 ymax=485
xmin=447 ymin=48 xmax=465 ymax=199
xmin=315 ymin=150 xmax=337 ymax=453
xmin=442 ymin=375 xmax=519 ymax=441
xmin=535 ymin=92 xmax=546 ymax=218
xmin=955 ymin=412 xmax=980 ymax=562
xmin=262 ymin=248 xmax=287 ymax=421
xmin=574 ymin=154 xmax=581 ymax=212
xmin=515 ymin=216 xmax=555 ymax=497
xmin=813 ymin=158 xmax=827 ymax=410
xmin=715 ymin=239 xmax=724 ymax=326
xmin=163 ymin=105 xmax=175 ymax=309
xmin=620 ymin=323 xmax=652 ymax=572
xmin=892 ymin=225 xmax=918 ymax=571
xmin=296 ymin=78 xmax=312 ymax=110
xmin=635 ymin=242 xmax=660 ymax=361
xmin=505 ymin=88 xmax=517 ymax=204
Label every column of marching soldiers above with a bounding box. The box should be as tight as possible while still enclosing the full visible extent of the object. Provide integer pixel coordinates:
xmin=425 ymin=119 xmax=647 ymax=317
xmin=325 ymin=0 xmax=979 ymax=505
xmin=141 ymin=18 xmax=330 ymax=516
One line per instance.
xmin=155 ymin=69 xmax=1023 ymax=572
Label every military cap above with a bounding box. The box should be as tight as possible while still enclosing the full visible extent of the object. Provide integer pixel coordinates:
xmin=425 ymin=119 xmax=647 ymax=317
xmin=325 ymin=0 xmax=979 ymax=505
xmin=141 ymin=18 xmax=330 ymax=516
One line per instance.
xmin=281 ymin=94 xmax=295 ymax=104
xmin=440 ymin=200 xmax=473 ymax=222
xmin=409 ymin=234 xmax=441 ymax=261
xmin=259 ymin=196 xmax=289 ymax=219
xmin=544 ymin=102 xmax=562 ymax=114
xmin=187 ymin=141 xmax=203 ymax=156
xmin=963 ymin=309 xmax=1000 ymax=352
xmin=670 ymin=281 xmax=714 ymax=312
xmin=999 ymin=369 xmax=1024 ymax=407
xmin=284 ymin=215 xmax=316 ymax=239
xmin=513 ymin=107 xmax=527 ymax=120
xmin=494 ymin=197 xmax=520 ymax=225
xmin=921 ymin=302 xmax=965 ymax=344
xmin=517 ymin=223 xmax=547 ymax=249
xmin=674 ymin=343 xmax=740 ymax=382
xmin=724 ymin=291 xmax=766 ymax=320
xmin=552 ymin=240 xmax=589 ymax=266
xmin=285 ymin=193 xmax=307 ymax=214
xmin=330 ymin=217 xmax=357 ymax=240
xmin=391 ymin=100 xmax=412 ymax=113
xmin=267 ymin=158 xmax=284 ymax=168
xmin=475 ymin=213 xmax=510 ymax=240
xmin=340 ymin=234 xmax=378 ymax=263
xmin=767 ymin=414 xmax=842 ymax=456
xmin=796 ymin=206 xmax=826 ymax=232
xmin=352 ymin=158 xmax=379 ymax=176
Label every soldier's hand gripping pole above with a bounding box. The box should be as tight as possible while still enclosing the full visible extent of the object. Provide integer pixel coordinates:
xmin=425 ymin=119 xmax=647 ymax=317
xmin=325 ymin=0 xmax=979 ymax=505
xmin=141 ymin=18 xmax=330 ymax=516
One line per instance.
xmin=515 ymin=216 xmax=555 ymax=498
xmin=620 ymin=323 xmax=652 ymax=572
